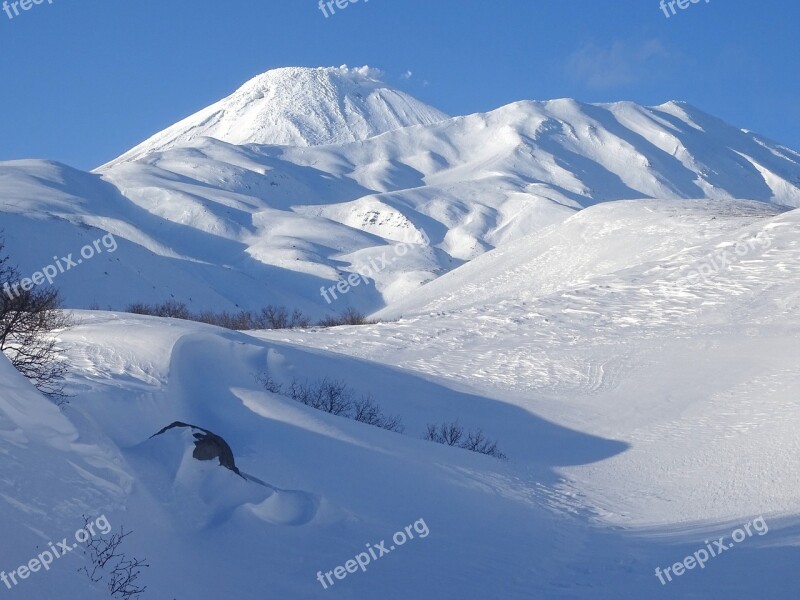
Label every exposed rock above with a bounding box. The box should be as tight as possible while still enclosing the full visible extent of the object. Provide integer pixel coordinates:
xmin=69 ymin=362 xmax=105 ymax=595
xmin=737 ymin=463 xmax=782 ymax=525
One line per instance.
xmin=150 ymin=421 xmax=245 ymax=478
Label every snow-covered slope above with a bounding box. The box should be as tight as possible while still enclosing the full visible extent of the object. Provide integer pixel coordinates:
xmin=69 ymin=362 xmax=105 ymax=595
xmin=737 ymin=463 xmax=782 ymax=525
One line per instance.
xmin=272 ymin=98 xmax=800 ymax=209
xmin=376 ymin=198 xmax=787 ymax=318
xmin=268 ymin=200 xmax=800 ymax=525
xmin=247 ymin=199 xmax=800 ymax=597
xmin=3 ymin=312 xmax=584 ymax=599
xmin=0 ymin=354 xmax=127 ymax=599
xmin=4 ymin=197 xmax=800 ymax=598
xmin=102 ymin=66 xmax=449 ymax=167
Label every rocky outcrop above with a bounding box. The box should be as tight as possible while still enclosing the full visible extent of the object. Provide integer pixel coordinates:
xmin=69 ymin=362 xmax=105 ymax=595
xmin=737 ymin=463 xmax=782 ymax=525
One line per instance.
xmin=150 ymin=421 xmax=245 ymax=478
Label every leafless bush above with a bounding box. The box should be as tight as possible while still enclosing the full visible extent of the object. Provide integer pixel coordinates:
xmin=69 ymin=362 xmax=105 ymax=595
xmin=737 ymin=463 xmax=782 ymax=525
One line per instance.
xmin=424 ymin=421 xmax=464 ymax=446
xmin=0 ymin=238 xmax=72 ymax=401
xmin=126 ymin=302 xmax=315 ymax=331
xmin=254 ymin=373 xmax=283 ymax=394
xmin=316 ymin=307 xmax=376 ymax=327
xmin=424 ymin=421 xmax=507 ymax=460
xmin=194 ymin=309 xmax=247 ymax=329
xmin=79 ymin=517 xmax=149 ymax=599
xmin=127 ymin=300 xmax=190 ymax=320
xmin=352 ymin=394 xmax=405 ymax=433
xmin=125 ymin=303 xmax=151 ymax=316
xmin=126 ymin=301 xmax=379 ymax=331
xmin=287 ymin=378 xmax=324 ymax=409
xmin=288 ymin=377 xmax=353 ymax=415
xmin=257 ymin=305 xmax=289 ymax=329
xmin=460 ymin=429 xmax=507 ymax=460
xmin=316 ymin=315 xmax=344 ymax=327
xmin=258 ymin=375 xmax=405 ymax=432
xmin=254 ymin=305 xmax=311 ymax=329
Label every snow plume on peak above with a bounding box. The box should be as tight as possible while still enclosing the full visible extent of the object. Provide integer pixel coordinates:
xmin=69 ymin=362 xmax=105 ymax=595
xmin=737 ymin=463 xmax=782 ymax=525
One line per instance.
xmin=337 ymin=64 xmax=386 ymax=79
xmin=102 ymin=66 xmax=448 ymax=168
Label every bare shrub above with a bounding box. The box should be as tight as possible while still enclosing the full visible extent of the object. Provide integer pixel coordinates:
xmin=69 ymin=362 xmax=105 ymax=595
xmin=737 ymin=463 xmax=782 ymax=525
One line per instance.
xmin=424 ymin=421 xmax=507 ymax=460
xmin=460 ymin=429 xmax=508 ymax=460
xmin=352 ymin=395 xmax=405 ymax=433
xmin=289 ymin=309 xmax=312 ymax=329
xmin=258 ymin=375 xmax=404 ymax=433
xmin=127 ymin=300 xmax=190 ymax=320
xmin=424 ymin=421 xmax=464 ymax=446
xmin=287 ymin=378 xmax=324 ymax=408
xmin=254 ymin=373 xmax=283 ymax=394
xmin=126 ymin=302 xmax=313 ymax=331
xmin=0 ymin=238 xmax=72 ymax=400
xmin=316 ymin=307 xmax=375 ymax=327
xmin=258 ymin=305 xmax=289 ymax=329
xmin=125 ymin=303 xmax=151 ymax=316
xmin=79 ymin=517 xmax=149 ymax=599
xmin=252 ymin=305 xmax=311 ymax=329
xmin=214 ymin=310 xmax=253 ymax=330
xmin=288 ymin=377 xmax=353 ymax=415
xmin=126 ymin=301 xmax=381 ymax=331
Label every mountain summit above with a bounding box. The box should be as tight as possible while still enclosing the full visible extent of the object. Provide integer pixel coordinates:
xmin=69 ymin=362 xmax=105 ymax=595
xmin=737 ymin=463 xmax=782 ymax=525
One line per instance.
xmin=103 ymin=66 xmax=448 ymax=167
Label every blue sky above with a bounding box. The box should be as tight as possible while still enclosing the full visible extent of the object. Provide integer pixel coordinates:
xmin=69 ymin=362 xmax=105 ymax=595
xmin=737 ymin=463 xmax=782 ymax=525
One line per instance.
xmin=0 ymin=0 xmax=797 ymax=169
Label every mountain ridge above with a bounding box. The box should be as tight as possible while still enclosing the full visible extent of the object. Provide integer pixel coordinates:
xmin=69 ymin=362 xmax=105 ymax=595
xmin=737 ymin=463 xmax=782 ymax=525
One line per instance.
xmin=1 ymin=68 xmax=799 ymax=316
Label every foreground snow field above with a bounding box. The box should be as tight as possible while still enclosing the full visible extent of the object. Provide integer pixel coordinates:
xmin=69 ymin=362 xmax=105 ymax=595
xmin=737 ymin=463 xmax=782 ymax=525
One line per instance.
xmin=272 ymin=199 xmax=800 ymax=527
xmin=2 ymin=197 xmax=799 ymax=599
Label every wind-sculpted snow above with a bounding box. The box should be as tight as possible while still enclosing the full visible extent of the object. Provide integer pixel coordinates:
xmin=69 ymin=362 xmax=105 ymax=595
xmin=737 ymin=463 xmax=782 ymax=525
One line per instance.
xmin=3 ymin=214 xmax=799 ymax=599
xmin=0 ymin=355 xmax=131 ymax=599
xmin=0 ymin=311 xmax=621 ymax=598
xmin=264 ymin=201 xmax=800 ymax=528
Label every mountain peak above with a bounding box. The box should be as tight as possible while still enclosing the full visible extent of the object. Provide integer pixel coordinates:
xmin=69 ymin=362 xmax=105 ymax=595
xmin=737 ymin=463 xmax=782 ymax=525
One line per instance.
xmin=101 ymin=65 xmax=448 ymax=168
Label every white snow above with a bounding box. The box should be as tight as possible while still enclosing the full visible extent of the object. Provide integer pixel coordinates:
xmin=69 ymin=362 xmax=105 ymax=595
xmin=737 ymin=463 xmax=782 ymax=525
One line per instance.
xmin=2 ymin=67 xmax=800 ymax=599
xmin=101 ymin=66 xmax=449 ymax=168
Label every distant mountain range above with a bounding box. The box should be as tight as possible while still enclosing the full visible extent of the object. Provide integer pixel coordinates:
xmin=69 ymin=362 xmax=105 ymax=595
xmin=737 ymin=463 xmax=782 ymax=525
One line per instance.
xmin=1 ymin=66 xmax=798 ymax=316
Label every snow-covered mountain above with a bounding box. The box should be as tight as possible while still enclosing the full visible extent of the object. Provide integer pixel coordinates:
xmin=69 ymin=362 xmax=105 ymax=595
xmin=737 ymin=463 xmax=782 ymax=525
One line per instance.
xmin=102 ymin=66 xmax=449 ymax=167
xmin=3 ymin=66 xmax=800 ymax=599
xmin=1 ymin=68 xmax=799 ymax=318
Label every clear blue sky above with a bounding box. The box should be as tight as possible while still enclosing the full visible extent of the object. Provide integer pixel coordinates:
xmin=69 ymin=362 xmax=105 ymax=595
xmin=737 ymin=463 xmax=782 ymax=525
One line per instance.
xmin=0 ymin=0 xmax=797 ymax=170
